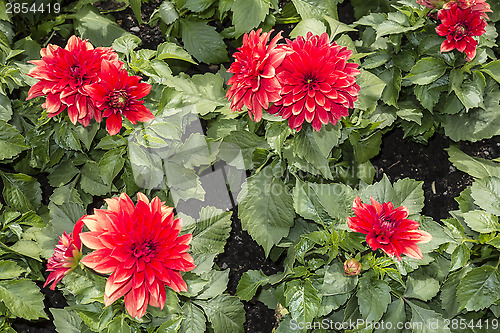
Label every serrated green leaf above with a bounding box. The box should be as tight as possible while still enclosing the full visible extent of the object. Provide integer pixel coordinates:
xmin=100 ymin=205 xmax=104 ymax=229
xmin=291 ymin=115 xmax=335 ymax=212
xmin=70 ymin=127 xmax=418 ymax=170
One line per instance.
xmin=285 ymin=279 xmax=321 ymax=324
xmin=441 ymin=266 xmax=471 ymax=318
xmin=356 ymin=273 xmax=391 ymax=322
xmin=446 ymin=146 xmax=500 ymax=178
xmin=457 ymin=266 xmax=500 ymax=311
xmin=180 ymin=20 xmax=228 ymax=64
xmin=376 ymin=12 xmax=425 ymax=38
xmin=404 ymin=272 xmax=439 ymax=301
xmin=48 ymin=161 xmax=79 ymax=187
xmin=0 ymin=93 xmax=12 ymax=122
xmin=0 ymin=120 xmax=28 ymax=160
xmin=407 ymin=300 xmax=451 ymax=333
xmin=291 ymin=0 xmax=337 ymax=20
xmin=322 ymin=260 xmax=358 ymax=296
xmin=219 ymin=130 xmax=268 ymax=169
xmin=354 ymin=69 xmax=386 ymax=111
xmin=232 ymin=0 xmax=269 ymax=37
xmin=237 ymin=166 xmax=295 ymax=256
xmin=157 ymin=315 xmax=182 ymax=333
xmin=376 ymin=299 xmax=406 ymax=333
xmin=236 ymin=270 xmax=269 ymax=301
xmin=0 ymin=279 xmax=47 ymax=320
xmin=450 ymin=243 xmax=471 ymax=272
xmin=157 ymin=42 xmax=197 ymax=64
xmin=405 ymin=57 xmax=447 ymax=85
xmin=49 ymin=202 xmax=85 ymax=236
xmin=183 ymin=0 xmax=216 ymax=12
xmin=380 ymin=66 xmax=401 ymax=108
xmin=196 ymin=295 xmax=245 ymax=333
xmin=360 ymin=174 xmax=397 ymax=205
xmin=80 ymin=161 xmax=111 ymax=196
xmin=73 ymin=5 xmax=129 ymax=47
xmin=54 ymin=122 xmax=81 ymax=151
xmin=62 ymin=268 xmax=105 ymax=305
xmin=461 ymin=210 xmax=500 ymax=233
xmin=470 ymin=176 xmax=500 ymax=215
xmin=290 ymin=18 xmax=327 ymax=38
xmin=95 ymin=135 xmax=127 ymax=150
xmin=159 ymin=0 xmax=179 ymax=25
xmin=0 ymin=171 xmax=41 ymax=212
xmin=190 ymin=206 xmax=231 ymax=254
xmin=179 ymin=302 xmax=206 ymax=333
xmin=481 ymin=60 xmax=500 ymax=84
xmin=98 ymin=147 xmax=126 ymax=185
xmin=0 ymin=260 xmax=26 ymax=279
xmin=51 ymin=308 xmax=83 ymax=333
xmin=392 ymin=178 xmax=424 ymax=214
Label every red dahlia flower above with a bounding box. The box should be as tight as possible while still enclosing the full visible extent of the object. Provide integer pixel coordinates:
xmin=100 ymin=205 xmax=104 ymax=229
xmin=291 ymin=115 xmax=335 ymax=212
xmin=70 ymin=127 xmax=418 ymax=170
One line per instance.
xmin=268 ymin=32 xmax=360 ymax=131
xmin=226 ymin=29 xmax=287 ymax=122
xmin=79 ymin=193 xmax=195 ymax=318
xmin=348 ymin=196 xmax=432 ymax=261
xmin=86 ymin=61 xmax=154 ymax=136
xmin=44 ymin=220 xmax=84 ymax=290
xmin=443 ymin=0 xmax=492 ymax=19
xmin=436 ymin=3 xmax=487 ymax=61
xmin=27 ymin=36 xmax=120 ymax=126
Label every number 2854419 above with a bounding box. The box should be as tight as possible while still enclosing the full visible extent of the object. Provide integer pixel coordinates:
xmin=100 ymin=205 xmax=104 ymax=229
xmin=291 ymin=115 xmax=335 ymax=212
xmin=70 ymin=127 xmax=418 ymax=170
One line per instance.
xmin=6 ymin=2 xmax=60 ymax=14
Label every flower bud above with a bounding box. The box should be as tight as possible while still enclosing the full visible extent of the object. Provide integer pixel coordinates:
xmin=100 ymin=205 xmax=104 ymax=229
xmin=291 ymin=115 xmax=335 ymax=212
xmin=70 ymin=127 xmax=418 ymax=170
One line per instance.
xmin=344 ymin=258 xmax=361 ymax=276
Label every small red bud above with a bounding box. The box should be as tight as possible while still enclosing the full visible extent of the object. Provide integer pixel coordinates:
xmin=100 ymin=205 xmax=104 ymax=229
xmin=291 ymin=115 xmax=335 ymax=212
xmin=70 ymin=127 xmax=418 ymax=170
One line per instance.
xmin=344 ymin=258 xmax=361 ymax=276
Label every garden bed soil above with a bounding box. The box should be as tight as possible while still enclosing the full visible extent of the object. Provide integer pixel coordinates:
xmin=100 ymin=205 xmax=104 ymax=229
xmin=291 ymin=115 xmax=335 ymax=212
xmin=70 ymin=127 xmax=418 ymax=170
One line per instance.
xmin=13 ymin=1 xmax=500 ymax=332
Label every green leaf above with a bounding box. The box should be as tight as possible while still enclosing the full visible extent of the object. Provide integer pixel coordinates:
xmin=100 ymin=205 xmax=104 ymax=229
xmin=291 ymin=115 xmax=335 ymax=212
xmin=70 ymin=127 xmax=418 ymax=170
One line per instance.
xmin=290 ymin=18 xmax=327 ymax=39
xmin=396 ymin=105 xmax=422 ymax=125
xmin=80 ymin=161 xmax=111 ymax=196
xmin=0 ymin=279 xmax=47 ymax=320
xmin=112 ymin=34 xmax=142 ymax=56
xmin=232 ymin=0 xmax=270 ymax=37
xmin=62 ymin=268 xmax=105 ymax=305
xmin=48 ymin=161 xmax=79 ymax=187
xmin=157 ymin=42 xmax=197 ymax=64
xmin=457 ymin=266 xmax=500 ymax=311
xmin=265 ymin=121 xmax=292 ymax=155
xmin=404 ymin=57 xmax=447 ymax=85
xmin=73 ymin=5 xmax=129 ymax=47
xmin=446 ymin=146 xmax=500 ymax=179
xmin=0 ymin=260 xmax=26 ymax=280
xmin=376 ymin=299 xmax=406 ymax=333
xmin=481 ymin=60 xmax=500 ymax=84
xmin=159 ymin=0 xmax=179 ymax=25
xmin=180 ymin=19 xmax=228 ymax=64
xmin=95 ymin=135 xmax=127 ymax=150
xmin=237 ymin=166 xmax=295 ymax=256
xmin=417 ymin=217 xmax=454 ymax=254
xmin=183 ymin=0 xmax=216 ymax=12
xmin=292 ymin=126 xmax=333 ymax=179
xmin=354 ymin=69 xmax=386 ymax=111
xmin=291 ymin=0 xmax=337 ymax=20
xmin=450 ymin=243 xmax=470 ymax=272
xmin=293 ymin=179 xmax=356 ymax=226
xmin=0 ymin=120 xmax=28 ymax=160
xmin=219 ymin=130 xmax=268 ymax=169
xmin=0 ymin=93 xmax=12 ymax=121
xmin=165 ymin=73 xmax=227 ymax=115
xmin=376 ymin=12 xmax=425 ymax=38
xmin=360 ymin=174 xmax=397 ymax=205
xmin=130 ymin=0 xmax=143 ymax=24
xmin=98 ymin=147 xmax=126 ymax=185
xmin=54 ymin=122 xmax=81 ymax=151
xmin=322 ymin=260 xmax=358 ymax=295
xmin=0 ymin=171 xmax=42 ymax=212
xmin=190 ymin=206 xmax=232 ymax=254
xmin=356 ymin=273 xmax=391 ymax=322
xmin=380 ymin=66 xmax=401 ymax=108
xmin=441 ymin=266 xmax=471 ymax=317
xmin=404 ymin=272 xmax=440 ymax=301
xmin=51 ymin=308 xmax=83 ymax=333
xmin=236 ymin=270 xmax=269 ymax=301
xmin=49 ymin=202 xmax=85 ymax=236
xmin=461 ymin=210 xmax=500 ymax=233
xmin=285 ymin=279 xmax=321 ymax=324
xmin=196 ymin=295 xmax=245 ymax=333
xmin=157 ymin=315 xmax=182 ymax=333
xmin=407 ymin=300 xmax=451 ymax=333
xmin=470 ymin=176 xmax=500 ymax=215
xmin=179 ymin=302 xmax=206 ymax=333
xmin=392 ymin=178 xmax=424 ymax=214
